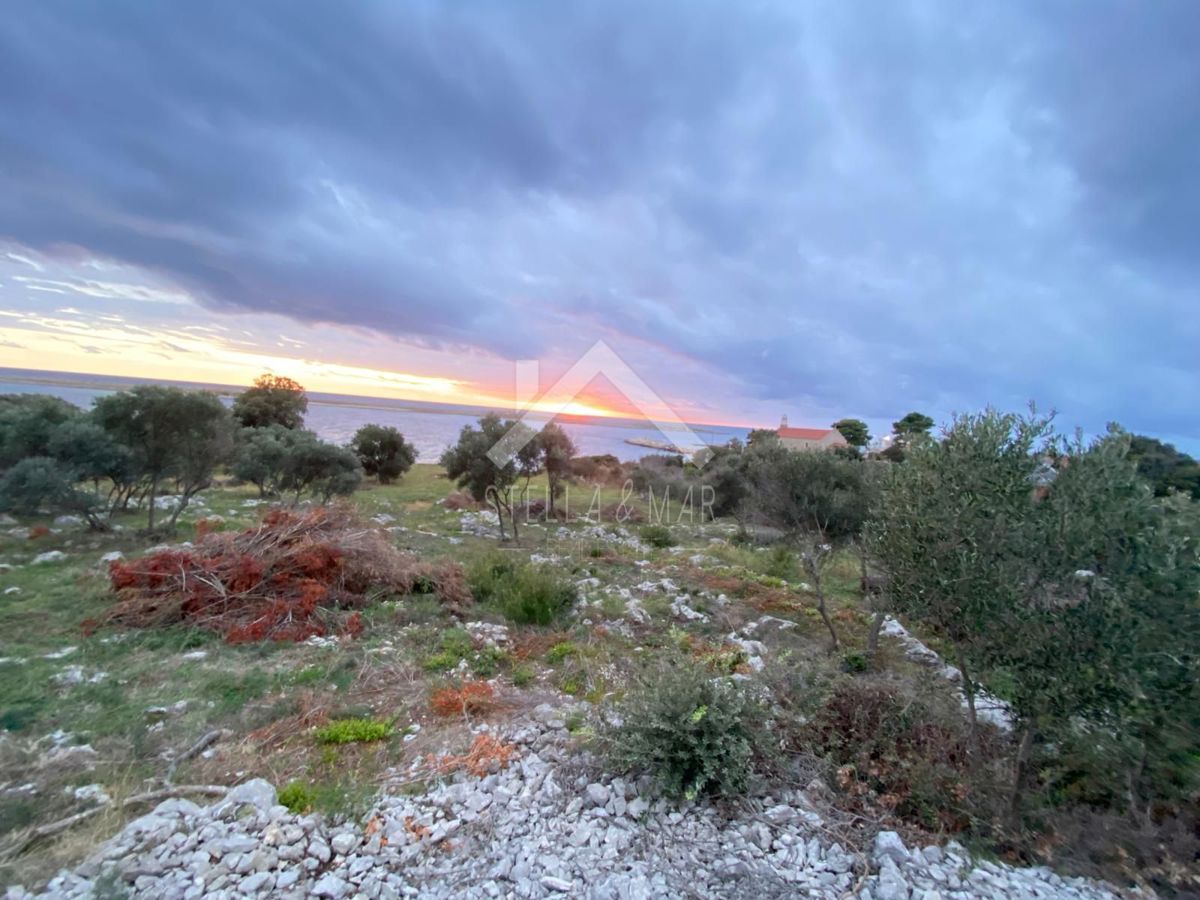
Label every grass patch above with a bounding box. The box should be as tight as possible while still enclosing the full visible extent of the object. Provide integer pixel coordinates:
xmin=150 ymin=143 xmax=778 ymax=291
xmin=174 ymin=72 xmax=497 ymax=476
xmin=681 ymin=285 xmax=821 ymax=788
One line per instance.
xmin=468 ymin=556 xmax=576 ymax=626
xmin=639 ymin=524 xmax=675 ymax=548
xmin=546 ymin=641 xmax=576 ymax=664
xmin=314 ymin=717 xmax=393 ymax=745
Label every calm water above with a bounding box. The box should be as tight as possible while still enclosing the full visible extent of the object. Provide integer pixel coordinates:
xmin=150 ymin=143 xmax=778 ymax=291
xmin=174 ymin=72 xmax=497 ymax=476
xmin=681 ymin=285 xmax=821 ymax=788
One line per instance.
xmin=0 ymin=371 xmax=749 ymax=463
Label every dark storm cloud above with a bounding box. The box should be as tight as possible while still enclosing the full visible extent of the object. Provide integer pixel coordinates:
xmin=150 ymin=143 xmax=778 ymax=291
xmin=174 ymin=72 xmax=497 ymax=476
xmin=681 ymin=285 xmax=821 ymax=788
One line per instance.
xmin=0 ymin=0 xmax=1197 ymax=439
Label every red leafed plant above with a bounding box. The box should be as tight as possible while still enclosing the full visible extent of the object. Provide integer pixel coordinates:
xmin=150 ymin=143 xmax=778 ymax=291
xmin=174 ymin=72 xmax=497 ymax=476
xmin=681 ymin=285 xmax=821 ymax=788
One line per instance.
xmin=429 ymin=680 xmax=497 ymax=718
xmin=90 ymin=504 xmax=470 ymax=643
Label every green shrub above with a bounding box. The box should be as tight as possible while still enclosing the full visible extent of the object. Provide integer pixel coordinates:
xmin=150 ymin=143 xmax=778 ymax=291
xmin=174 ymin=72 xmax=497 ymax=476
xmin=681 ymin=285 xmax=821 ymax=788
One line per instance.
xmin=314 ymin=717 xmax=393 ymax=745
xmin=469 ymin=556 xmax=576 ymax=626
xmin=279 ymin=780 xmax=317 ymax=813
xmin=546 ymin=642 xmax=576 ymax=664
xmin=639 ymin=524 xmax=675 ymax=548
xmin=841 ymin=652 xmax=868 ymax=674
xmin=421 ymin=627 xmax=505 ymax=674
xmin=604 ymin=660 xmax=770 ymax=800
xmin=511 ymin=665 xmax=535 ymax=687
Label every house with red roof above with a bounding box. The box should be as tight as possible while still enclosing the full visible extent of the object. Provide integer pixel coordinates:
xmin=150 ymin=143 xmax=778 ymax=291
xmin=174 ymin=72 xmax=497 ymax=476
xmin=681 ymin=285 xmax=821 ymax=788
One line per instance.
xmin=775 ymin=416 xmax=849 ymax=451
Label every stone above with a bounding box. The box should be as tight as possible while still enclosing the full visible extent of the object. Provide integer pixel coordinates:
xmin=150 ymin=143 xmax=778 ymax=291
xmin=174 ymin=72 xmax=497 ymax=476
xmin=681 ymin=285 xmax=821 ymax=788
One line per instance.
xmin=312 ymin=873 xmax=350 ymax=898
xmin=876 ymin=858 xmax=910 ymax=900
xmin=585 ymin=783 xmax=609 ymax=807
xmin=873 ymin=830 xmax=909 ymax=867
xmin=540 ymin=876 xmax=574 ymax=892
xmin=331 ymin=832 xmax=358 ymax=856
xmin=227 ymin=778 xmax=277 ymax=811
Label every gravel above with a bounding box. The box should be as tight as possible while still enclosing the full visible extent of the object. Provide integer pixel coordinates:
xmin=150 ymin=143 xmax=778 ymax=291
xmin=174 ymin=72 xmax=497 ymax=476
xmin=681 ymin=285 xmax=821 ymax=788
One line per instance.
xmin=12 ymin=709 xmax=1139 ymax=899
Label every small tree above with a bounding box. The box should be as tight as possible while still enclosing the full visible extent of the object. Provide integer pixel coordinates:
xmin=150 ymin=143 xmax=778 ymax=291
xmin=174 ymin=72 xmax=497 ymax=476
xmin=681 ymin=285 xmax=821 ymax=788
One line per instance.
xmin=232 ymin=374 xmax=308 ymax=429
xmin=538 ymin=422 xmax=576 ymax=517
xmin=92 ymin=386 xmax=234 ymax=530
xmin=745 ymin=428 xmax=781 ymax=449
xmin=746 ymin=447 xmax=874 ymax=649
xmin=892 ymin=411 xmax=934 ymax=436
xmin=232 ymin=425 xmax=293 ymax=497
xmin=47 ymin=419 xmax=138 ymax=522
xmin=1126 ymin=434 xmax=1200 ymax=499
xmin=440 ymin=414 xmax=536 ymax=541
xmin=832 ymin=418 xmax=871 ymax=450
xmin=350 ymin=424 xmax=417 ymax=484
xmin=0 ymin=457 xmax=106 ymax=528
xmin=277 ymin=435 xmax=363 ymax=503
xmin=0 ymin=394 xmax=82 ymax=468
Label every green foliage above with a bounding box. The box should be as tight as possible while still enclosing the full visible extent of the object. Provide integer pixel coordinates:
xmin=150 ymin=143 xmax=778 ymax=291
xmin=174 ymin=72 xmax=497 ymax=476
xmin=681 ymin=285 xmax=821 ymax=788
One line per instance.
xmin=0 ymin=394 xmax=81 ymax=468
xmin=92 ymin=386 xmax=234 ymax=529
xmin=869 ymin=409 xmax=1200 ymax=818
xmin=892 ymin=411 xmax=935 ymax=435
xmin=510 ymin=665 xmax=535 ymax=687
xmin=745 ymin=428 xmax=781 ymax=449
xmin=746 ymin=446 xmax=877 ymax=541
xmin=231 ymin=373 xmax=308 ymax=430
xmin=605 ymin=660 xmax=770 ymax=799
xmin=421 ymin=627 xmax=505 ymax=675
xmin=468 ymin=556 xmax=576 ymax=625
xmin=278 ymin=780 xmax=317 ymax=813
xmin=1127 ymin=434 xmax=1200 ymax=499
xmin=639 ymin=524 xmax=675 ymax=548
xmin=841 ymin=652 xmax=868 ymax=674
xmin=314 ymin=717 xmax=393 ymax=744
xmin=832 ymin=418 xmax=871 ymax=449
xmin=231 ymin=424 xmax=293 ymax=496
xmin=440 ymin=413 xmax=540 ymax=539
xmin=0 ymin=456 xmax=98 ymax=522
xmin=351 ymin=424 xmax=416 ymax=484
xmin=546 ymin=642 xmax=576 ymax=663
xmin=232 ymin=426 xmax=361 ymax=502
xmin=539 ymin=421 xmax=577 ymax=515
xmin=277 ymin=435 xmax=363 ymax=503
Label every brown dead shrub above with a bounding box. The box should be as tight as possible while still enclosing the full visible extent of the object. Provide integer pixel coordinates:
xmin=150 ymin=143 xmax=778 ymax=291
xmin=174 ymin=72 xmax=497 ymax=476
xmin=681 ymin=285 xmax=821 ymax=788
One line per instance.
xmin=90 ymin=505 xmax=471 ymax=642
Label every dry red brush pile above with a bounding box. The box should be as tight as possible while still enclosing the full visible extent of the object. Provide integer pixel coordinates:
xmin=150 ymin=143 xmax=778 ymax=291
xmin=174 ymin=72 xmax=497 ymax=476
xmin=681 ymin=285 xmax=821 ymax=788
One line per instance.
xmin=429 ymin=681 xmax=498 ymax=718
xmin=91 ymin=505 xmax=471 ymax=643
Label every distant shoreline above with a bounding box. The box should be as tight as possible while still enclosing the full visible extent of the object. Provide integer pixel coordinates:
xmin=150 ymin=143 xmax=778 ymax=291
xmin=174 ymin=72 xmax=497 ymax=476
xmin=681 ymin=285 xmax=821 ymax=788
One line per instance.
xmin=0 ymin=366 xmax=740 ymax=436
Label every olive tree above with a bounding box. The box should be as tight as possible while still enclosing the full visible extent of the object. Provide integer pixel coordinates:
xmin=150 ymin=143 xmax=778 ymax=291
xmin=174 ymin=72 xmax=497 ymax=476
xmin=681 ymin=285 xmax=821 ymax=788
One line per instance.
xmin=441 ymin=414 xmax=537 ymax=541
xmin=277 ymin=434 xmax=363 ymax=503
xmin=745 ymin=447 xmax=875 ymax=649
xmin=350 ymin=424 xmax=416 ymax=484
xmin=0 ymin=394 xmax=82 ymax=468
xmin=92 ymin=386 xmax=234 ymax=530
xmin=232 ymin=373 xmax=308 ymax=429
xmin=538 ymin=422 xmax=576 ymax=517
xmin=868 ymin=409 xmax=1200 ymax=819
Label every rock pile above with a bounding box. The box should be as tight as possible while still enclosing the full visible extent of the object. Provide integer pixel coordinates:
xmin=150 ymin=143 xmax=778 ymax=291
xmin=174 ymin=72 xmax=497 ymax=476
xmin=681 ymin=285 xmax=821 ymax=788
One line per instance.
xmin=13 ymin=709 xmax=1134 ymax=899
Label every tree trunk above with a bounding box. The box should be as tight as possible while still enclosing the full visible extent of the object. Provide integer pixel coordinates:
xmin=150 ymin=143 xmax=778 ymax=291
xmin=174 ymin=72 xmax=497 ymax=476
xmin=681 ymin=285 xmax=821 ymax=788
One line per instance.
xmin=489 ymin=493 xmax=506 ymax=541
xmin=866 ymin=609 xmax=885 ymax=664
xmin=1007 ymin=725 xmax=1034 ymax=826
xmin=147 ymin=477 xmax=158 ymax=531
xmin=955 ymin=645 xmax=980 ymax=751
xmin=802 ymin=547 xmax=839 ymax=652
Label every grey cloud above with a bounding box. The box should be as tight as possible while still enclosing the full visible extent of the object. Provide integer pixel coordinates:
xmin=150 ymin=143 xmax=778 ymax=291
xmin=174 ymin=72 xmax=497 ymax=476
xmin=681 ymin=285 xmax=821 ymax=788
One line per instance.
xmin=0 ymin=1 xmax=1196 ymax=441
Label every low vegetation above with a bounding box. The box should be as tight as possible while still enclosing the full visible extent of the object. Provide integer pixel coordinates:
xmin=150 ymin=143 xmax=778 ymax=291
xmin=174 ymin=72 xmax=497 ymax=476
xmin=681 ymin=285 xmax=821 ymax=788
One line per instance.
xmin=0 ymin=392 xmax=1196 ymax=895
xmin=604 ymin=659 xmax=771 ymax=800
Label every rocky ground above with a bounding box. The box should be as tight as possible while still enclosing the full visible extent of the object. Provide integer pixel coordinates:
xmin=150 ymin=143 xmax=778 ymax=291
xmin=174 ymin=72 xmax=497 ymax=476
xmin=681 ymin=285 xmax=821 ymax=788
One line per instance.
xmin=11 ymin=707 xmax=1136 ymax=900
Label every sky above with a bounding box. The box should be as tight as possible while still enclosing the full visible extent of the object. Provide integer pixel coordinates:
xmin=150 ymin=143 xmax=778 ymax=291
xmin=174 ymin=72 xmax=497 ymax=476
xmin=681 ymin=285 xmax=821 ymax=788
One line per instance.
xmin=0 ymin=1 xmax=1197 ymax=448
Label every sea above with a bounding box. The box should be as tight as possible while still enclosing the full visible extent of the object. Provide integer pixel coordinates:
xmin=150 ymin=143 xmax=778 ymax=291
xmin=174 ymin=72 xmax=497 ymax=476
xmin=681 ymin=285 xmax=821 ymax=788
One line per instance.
xmin=0 ymin=368 xmax=750 ymax=463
